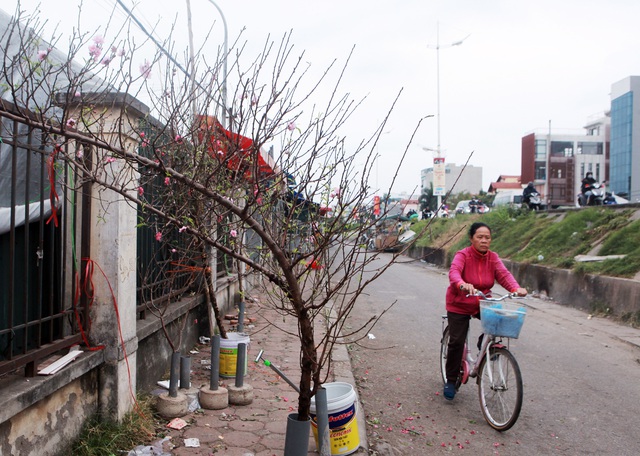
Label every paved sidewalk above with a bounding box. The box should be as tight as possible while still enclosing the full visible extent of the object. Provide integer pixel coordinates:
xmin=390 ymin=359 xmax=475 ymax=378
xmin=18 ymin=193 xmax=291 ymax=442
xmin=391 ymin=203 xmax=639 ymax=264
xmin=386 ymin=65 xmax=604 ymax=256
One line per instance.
xmin=148 ymin=296 xmax=367 ymax=456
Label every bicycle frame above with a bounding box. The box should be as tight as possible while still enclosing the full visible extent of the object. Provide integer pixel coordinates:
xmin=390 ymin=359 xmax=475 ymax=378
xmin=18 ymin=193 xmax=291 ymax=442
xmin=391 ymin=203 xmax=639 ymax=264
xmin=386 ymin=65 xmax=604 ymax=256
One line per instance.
xmin=441 ymin=316 xmax=508 ymax=385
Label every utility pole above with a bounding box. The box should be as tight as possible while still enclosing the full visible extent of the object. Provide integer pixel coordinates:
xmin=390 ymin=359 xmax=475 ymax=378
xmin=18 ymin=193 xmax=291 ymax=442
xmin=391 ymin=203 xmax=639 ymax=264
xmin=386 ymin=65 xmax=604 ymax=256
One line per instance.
xmin=427 ymin=22 xmax=469 ymax=212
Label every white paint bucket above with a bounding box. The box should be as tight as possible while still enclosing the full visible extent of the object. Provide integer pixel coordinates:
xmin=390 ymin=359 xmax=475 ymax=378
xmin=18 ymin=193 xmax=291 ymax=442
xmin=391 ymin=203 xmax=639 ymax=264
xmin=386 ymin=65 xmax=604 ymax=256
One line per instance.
xmin=219 ymin=332 xmax=250 ymax=378
xmin=310 ymin=382 xmax=360 ymax=455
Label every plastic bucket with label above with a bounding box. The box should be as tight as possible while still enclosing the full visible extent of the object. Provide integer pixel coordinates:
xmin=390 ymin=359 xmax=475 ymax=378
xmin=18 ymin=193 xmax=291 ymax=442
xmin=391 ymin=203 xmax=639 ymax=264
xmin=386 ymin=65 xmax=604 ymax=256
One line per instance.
xmin=219 ymin=332 xmax=250 ymax=377
xmin=310 ymin=382 xmax=360 ymax=455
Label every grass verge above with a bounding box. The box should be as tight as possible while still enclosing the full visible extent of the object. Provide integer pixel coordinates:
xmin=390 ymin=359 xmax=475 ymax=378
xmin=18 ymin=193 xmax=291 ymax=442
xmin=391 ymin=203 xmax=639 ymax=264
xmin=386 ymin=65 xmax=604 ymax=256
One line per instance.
xmin=410 ymin=206 xmax=640 ymax=278
xmin=68 ymin=395 xmax=160 ymax=456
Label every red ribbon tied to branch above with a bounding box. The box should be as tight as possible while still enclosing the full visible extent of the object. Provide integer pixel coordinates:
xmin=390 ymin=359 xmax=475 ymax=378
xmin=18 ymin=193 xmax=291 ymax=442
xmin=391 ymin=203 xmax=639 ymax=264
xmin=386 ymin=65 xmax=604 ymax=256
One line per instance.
xmin=46 ymin=144 xmax=62 ymax=227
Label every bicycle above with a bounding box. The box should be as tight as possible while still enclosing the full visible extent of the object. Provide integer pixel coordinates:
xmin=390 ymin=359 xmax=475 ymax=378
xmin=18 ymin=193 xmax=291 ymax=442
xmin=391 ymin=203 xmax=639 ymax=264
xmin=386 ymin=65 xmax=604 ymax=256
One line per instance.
xmin=440 ymin=292 xmax=527 ymax=431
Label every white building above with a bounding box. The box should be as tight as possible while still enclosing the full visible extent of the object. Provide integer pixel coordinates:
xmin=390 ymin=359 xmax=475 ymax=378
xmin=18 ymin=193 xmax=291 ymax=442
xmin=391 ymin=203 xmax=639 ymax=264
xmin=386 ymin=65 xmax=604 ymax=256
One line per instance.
xmin=421 ymin=162 xmax=483 ymax=195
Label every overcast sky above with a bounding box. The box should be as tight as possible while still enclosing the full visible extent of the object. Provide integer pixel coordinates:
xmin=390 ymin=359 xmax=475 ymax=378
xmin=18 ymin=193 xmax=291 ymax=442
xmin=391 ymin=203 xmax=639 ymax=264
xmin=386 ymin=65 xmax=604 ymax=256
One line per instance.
xmin=5 ymin=0 xmax=640 ymax=196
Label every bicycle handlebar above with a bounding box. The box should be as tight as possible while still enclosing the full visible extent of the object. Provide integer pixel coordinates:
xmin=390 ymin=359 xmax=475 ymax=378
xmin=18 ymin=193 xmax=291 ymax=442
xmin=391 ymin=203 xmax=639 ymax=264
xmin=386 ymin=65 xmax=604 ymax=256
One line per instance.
xmin=466 ymin=291 xmax=522 ymax=301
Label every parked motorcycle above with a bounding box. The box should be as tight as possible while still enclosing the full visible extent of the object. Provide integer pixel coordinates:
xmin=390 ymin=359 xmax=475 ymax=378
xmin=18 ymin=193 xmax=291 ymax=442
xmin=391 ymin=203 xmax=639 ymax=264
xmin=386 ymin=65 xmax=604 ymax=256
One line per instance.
xmin=578 ymin=182 xmax=605 ymax=206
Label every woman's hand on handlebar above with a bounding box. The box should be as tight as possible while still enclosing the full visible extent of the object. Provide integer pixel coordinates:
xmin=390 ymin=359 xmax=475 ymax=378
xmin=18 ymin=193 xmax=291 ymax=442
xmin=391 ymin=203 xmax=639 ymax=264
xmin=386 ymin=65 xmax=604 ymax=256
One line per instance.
xmin=459 ymin=282 xmax=476 ymax=295
xmin=514 ymin=287 xmax=527 ymax=297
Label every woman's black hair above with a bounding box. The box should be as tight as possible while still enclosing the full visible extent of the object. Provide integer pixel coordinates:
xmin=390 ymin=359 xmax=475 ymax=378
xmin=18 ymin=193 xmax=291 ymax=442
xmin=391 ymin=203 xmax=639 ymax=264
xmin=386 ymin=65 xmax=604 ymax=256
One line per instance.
xmin=469 ymin=222 xmax=491 ymax=238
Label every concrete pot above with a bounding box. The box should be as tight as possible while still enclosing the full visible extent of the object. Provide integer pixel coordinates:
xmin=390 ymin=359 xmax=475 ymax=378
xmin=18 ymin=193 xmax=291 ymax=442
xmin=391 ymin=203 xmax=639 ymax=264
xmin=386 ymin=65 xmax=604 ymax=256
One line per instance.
xmin=156 ymin=391 xmax=188 ymax=418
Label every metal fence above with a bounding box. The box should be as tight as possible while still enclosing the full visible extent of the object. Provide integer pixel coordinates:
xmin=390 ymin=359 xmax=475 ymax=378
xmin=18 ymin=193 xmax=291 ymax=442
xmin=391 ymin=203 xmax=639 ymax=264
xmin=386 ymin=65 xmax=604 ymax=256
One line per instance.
xmin=0 ymin=105 xmax=90 ymax=377
xmin=135 ymin=126 xmax=205 ymax=317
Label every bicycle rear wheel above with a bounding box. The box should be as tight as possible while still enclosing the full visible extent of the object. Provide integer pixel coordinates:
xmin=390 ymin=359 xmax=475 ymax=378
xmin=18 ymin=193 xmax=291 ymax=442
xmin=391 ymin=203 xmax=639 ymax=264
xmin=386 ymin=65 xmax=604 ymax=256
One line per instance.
xmin=440 ymin=326 xmax=463 ymax=388
xmin=477 ymin=346 xmax=523 ymax=431
xmin=439 ymin=326 xmax=450 ymax=385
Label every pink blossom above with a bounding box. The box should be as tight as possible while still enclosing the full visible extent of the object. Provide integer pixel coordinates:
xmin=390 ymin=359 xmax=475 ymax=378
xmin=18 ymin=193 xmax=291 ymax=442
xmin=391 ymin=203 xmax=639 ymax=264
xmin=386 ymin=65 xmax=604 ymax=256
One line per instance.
xmin=88 ymin=43 xmax=102 ymax=60
xmin=251 ymin=94 xmax=258 ymax=105
xmin=175 ymin=134 xmax=183 ymax=143
xmin=171 ymin=248 xmax=177 ymax=253
xmin=138 ymin=186 xmax=144 ymax=196
xmin=217 ymin=150 xmax=224 ymax=156
xmin=139 ymin=132 xmax=145 ymax=138
xmin=37 ymin=49 xmax=49 ymax=61
xmin=74 ymin=91 xmax=81 ymax=97
xmin=101 ymin=56 xmax=113 ymax=65
xmin=155 ymin=232 xmax=162 ymax=241
xmin=179 ymin=226 xmax=187 ymax=233
xmin=287 ymin=121 xmax=296 ymax=131
xmin=76 ymin=149 xmax=84 ymax=159
xmin=117 ymin=48 xmax=125 ymax=57
xmin=66 ymin=118 xmax=76 ymax=128
xmin=105 ymin=157 xmax=116 ymax=164
xmin=92 ymin=35 xmax=104 ymax=46
xmin=164 ymin=177 xmax=170 ymax=186
xmin=140 ymin=60 xmax=152 ymax=79
xmin=230 ymin=229 xmax=237 ymax=238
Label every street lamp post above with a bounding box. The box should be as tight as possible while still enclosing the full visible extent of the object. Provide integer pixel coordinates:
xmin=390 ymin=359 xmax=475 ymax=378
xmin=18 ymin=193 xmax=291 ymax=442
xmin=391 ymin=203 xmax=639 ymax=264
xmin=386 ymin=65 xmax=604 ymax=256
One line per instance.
xmin=204 ymin=0 xmax=229 ymax=128
xmin=187 ymin=0 xmax=229 ymax=128
xmin=428 ymin=22 xmax=469 ymax=211
xmin=115 ymin=0 xmax=228 ymax=125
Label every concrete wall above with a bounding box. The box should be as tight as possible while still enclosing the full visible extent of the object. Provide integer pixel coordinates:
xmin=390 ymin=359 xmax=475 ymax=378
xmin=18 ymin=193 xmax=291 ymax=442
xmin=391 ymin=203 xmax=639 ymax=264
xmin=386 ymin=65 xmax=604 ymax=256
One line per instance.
xmin=0 ymin=374 xmax=99 ymax=456
xmin=408 ymin=246 xmax=640 ymax=323
xmin=504 ymin=260 xmax=640 ymax=320
xmin=0 ymin=277 xmax=244 ymax=456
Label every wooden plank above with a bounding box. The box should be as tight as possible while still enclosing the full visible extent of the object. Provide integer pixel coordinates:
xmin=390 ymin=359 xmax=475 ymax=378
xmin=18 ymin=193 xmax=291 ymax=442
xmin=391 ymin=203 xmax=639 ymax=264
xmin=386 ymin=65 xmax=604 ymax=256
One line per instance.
xmin=37 ymin=350 xmax=83 ymax=375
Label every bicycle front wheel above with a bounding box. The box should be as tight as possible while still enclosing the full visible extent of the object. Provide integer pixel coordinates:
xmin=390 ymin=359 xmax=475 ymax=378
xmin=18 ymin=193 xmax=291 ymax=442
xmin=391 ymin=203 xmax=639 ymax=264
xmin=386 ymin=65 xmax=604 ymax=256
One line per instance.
xmin=477 ymin=346 xmax=523 ymax=431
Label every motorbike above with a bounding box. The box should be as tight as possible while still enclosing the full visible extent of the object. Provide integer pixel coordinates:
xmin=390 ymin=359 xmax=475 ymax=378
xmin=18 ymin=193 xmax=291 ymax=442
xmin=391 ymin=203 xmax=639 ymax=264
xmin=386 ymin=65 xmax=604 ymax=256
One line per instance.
xmin=359 ymin=228 xmax=376 ymax=250
xmin=577 ymin=183 xmax=605 ymax=206
xmin=525 ymin=191 xmax=542 ymax=210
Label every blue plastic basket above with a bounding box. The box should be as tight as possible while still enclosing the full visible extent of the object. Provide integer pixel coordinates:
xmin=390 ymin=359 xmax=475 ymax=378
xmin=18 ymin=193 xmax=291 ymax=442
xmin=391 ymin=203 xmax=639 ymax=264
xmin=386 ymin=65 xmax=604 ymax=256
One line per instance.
xmin=480 ymin=301 xmax=527 ymax=338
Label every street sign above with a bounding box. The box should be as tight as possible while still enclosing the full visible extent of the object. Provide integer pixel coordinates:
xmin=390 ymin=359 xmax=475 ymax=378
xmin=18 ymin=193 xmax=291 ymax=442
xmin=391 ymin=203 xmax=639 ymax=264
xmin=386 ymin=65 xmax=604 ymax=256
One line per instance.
xmin=433 ymin=157 xmax=446 ymax=196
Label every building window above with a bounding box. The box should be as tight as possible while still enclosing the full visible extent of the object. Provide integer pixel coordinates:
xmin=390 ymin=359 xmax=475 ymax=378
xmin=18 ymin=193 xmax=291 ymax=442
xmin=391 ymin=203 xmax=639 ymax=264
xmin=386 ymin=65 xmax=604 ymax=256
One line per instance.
xmin=535 ymin=140 xmax=547 ymax=160
xmin=596 ymin=164 xmax=600 ymax=182
xmin=551 ymin=141 xmax=573 ymax=157
xmin=535 ymin=162 xmax=546 ymax=180
xmin=577 ymin=142 xmax=603 ymax=155
xmin=610 ymin=91 xmax=633 ymax=197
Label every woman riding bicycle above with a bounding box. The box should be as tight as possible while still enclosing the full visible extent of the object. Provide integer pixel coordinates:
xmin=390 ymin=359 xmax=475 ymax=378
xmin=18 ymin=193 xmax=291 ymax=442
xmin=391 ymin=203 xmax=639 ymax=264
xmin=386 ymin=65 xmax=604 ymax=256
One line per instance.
xmin=443 ymin=222 xmax=527 ymax=400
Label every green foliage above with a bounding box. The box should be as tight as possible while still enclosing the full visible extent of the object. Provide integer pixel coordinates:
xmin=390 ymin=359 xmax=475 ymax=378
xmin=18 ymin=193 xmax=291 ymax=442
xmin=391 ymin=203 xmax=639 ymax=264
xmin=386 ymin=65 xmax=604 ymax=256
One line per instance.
xmin=621 ymin=310 xmax=640 ymax=327
xmin=598 ymin=218 xmax=640 ymax=255
xmin=69 ymin=396 xmax=158 ymax=456
xmin=412 ymin=205 xmax=640 ymax=278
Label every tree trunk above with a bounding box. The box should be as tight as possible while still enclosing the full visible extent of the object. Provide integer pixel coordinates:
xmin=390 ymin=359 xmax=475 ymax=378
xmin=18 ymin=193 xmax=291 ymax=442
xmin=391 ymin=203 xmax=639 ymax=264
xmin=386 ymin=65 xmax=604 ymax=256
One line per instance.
xmin=296 ymin=307 xmax=317 ymax=421
xmin=203 ymin=251 xmax=227 ymax=339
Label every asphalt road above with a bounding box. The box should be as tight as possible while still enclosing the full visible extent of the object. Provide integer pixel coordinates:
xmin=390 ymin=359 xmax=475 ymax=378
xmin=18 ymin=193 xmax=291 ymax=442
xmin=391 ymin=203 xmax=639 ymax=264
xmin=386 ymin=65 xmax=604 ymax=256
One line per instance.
xmin=345 ymin=252 xmax=640 ymax=455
